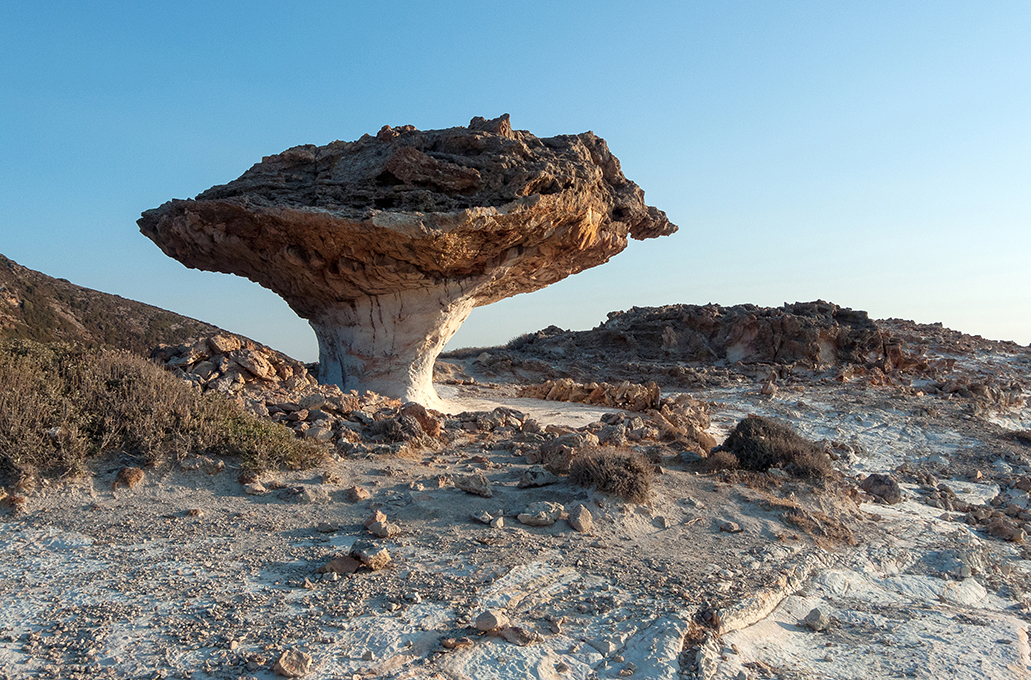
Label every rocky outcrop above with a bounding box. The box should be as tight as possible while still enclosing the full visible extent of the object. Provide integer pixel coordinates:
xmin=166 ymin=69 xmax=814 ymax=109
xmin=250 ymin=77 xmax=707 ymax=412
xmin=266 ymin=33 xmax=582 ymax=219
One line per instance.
xmin=509 ymin=301 xmax=885 ymax=369
xmin=139 ymin=114 xmax=676 ymax=407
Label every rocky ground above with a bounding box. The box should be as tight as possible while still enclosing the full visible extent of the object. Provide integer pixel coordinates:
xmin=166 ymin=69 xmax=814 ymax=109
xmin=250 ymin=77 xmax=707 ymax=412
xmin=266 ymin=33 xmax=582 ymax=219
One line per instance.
xmin=3 ymin=319 xmax=1031 ymax=680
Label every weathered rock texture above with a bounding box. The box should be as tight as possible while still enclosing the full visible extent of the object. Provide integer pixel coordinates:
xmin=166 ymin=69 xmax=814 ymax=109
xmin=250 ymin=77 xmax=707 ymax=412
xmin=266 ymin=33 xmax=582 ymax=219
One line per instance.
xmin=139 ymin=115 xmax=676 ymax=406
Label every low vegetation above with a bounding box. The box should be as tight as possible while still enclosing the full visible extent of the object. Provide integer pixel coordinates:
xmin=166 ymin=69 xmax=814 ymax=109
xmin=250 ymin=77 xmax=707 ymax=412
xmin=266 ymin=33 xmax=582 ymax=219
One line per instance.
xmin=0 ymin=339 xmax=324 ymax=486
xmin=570 ymin=448 xmax=653 ymax=503
xmin=707 ymin=415 xmax=833 ymax=479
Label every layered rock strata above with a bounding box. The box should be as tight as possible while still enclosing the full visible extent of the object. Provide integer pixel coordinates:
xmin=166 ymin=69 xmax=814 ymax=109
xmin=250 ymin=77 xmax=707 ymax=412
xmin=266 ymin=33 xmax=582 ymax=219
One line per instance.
xmin=139 ymin=114 xmax=676 ymax=407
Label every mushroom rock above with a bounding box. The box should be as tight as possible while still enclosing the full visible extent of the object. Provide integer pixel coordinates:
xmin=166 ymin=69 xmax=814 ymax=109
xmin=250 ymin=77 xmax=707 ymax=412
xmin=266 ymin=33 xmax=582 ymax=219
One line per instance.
xmin=138 ymin=115 xmax=677 ymax=408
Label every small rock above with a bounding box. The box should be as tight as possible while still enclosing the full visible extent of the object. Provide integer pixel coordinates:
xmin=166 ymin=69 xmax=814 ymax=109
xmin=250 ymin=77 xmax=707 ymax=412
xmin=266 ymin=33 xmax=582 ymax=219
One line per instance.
xmin=361 ymin=649 xmax=376 ymax=661
xmin=590 ymin=638 xmax=618 ymax=655
xmin=321 ymin=472 xmax=343 ymax=485
xmin=296 ymin=486 xmax=331 ymax=504
xmin=456 ymin=473 xmax=493 ymax=497
xmin=346 ymin=485 xmax=371 ymax=502
xmin=861 ymin=473 xmax=903 ymax=504
xmin=804 ymin=607 xmax=832 ymax=632
xmin=367 ymin=520 xmax=401 ymax=538
xmin=442 ymin=637 xmax=473 ymax=650
xmin=350 ymin=541 xmax=392 ymax=570
xmin=404 ymin=591 xmax=422 ymax=603
xmin=472 ymin=510 xmax=494 ymax=525
xmin=244 ymin=482 xmax=267 ymax=496
xmin=317 ymin=522 xmax=338 ymax=533
xmin=719 ymin=521 xmax=743 ymax=533
xmin=318 ymin=556 xmax=361 ymax=575
xmin=490 ymin=517 xmax=505 ymax=529
xmin=568 ymin=504 xmax=594 ymax=533
xmin=499 ymin=625 xmax=541 ymax=646
xmin=273 ymin=648 xmax=312 ymax=677
xmin=518 ymin=501 xmax=565 ymax=527
xmin=652 ymin=515 xmax=671 ymax=530
xmin=517 ymin=465 xmax=560 ymax=488
xmin=475 ymin=610 xmax=510 ymax=631
xmin=364 ymin=509 xmax=388 ymax=527
xmin=186 ymin=508 xmax=204 ymax=518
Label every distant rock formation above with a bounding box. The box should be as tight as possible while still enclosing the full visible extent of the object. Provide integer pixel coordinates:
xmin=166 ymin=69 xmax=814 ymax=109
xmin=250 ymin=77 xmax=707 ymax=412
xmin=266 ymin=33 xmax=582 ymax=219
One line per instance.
xmin=139 ymin=114 xmax=676 ymax=407
xmin=0 ymin=253 xmax=222 ymax=354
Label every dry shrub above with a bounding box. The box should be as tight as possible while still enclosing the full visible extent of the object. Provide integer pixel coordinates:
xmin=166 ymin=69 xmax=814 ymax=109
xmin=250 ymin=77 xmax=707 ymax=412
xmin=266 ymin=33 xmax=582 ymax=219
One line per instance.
xmin=569 ymin=448 xmax=652 ymax=503
xmin=705 ymin=449 xmax=739 ymax=472
xmin=718 ymin=416 xmax=832 ymax=479
xmin=0 ymin=339 xmax=323 ymax=485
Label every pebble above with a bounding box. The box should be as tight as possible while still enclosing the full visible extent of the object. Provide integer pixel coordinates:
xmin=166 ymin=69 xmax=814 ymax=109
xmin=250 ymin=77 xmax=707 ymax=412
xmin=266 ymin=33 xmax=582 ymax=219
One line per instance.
xmin=568 ymin=504 xmax=593 ymax=533
xmin=273 ymin=648 xmax=312 ymax=677
xmin=475 ymin=609 xmax=510 ymax=631
xmin=804 ymin=607 xmax=832 ymax=632
xmin=720 ymin=521 xmax=743 ymax=533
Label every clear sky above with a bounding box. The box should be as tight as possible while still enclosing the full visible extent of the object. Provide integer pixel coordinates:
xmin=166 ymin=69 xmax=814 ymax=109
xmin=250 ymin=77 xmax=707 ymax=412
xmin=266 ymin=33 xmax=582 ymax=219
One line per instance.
xmin=2 ymin=2 xmax=1029 ymax=361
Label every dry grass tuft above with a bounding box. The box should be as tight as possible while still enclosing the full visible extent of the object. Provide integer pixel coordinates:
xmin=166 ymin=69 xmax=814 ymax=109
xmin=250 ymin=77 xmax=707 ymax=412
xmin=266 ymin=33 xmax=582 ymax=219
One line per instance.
xmin=569 ymin=448 xmax=653 ymax=503
xmin=0 ymin=339 xmax=324 ymax=486
xmin=710 ymin=416 xmax=832 ymax=479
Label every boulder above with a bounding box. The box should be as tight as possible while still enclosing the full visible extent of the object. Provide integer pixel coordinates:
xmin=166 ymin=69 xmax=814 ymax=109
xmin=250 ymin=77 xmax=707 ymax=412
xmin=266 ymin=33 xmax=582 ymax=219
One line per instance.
xmin=140 ymin=115 xmax=675 ymax=408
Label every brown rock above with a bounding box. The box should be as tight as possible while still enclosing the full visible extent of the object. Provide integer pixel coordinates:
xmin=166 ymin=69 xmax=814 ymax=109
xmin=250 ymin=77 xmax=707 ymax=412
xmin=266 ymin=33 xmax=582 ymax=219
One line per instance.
xmin=139 ymin=115 xmax=675 ymax=408
xmin=363 ymin=510 xmax=388 ymax=527
xmin=401 ymin=402 xmax=442 ymax=437
xmin=318 ymin=555 xmax=360 ymax=574
xmin=367 ymin=520 xmax=401 ymax=538
xmin=273 ymin=648 xmax=312 ymax=677
xmin=517 ymin=501 xmax=565 ymax=527
xmin=350 ymin=540 xmax=392 ymax=570
xmin=346 ymin=485 xmax=371 ymax=502
xmin=475 ymin=610 xmax=510 ymax=632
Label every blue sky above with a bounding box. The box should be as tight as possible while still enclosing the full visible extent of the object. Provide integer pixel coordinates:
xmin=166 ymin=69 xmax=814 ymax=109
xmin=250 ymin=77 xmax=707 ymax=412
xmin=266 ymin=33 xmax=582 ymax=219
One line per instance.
xmin=2 ymin=2 xmax=1029 ymax=360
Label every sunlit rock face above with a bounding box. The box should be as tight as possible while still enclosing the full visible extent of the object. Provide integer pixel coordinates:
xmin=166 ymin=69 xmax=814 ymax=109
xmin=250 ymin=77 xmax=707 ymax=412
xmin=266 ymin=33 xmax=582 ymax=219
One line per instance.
xmin=139 ymin=115 xmax=677 ymax=407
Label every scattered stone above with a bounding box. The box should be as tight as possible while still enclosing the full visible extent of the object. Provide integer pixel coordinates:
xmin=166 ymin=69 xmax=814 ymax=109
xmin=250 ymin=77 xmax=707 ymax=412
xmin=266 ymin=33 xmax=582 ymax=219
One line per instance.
xmin=404 ymin=591 xmax=422 ymax=603
xmin=490 ymin=517 xmax=505 ymax=529
xmin=499 ymin=625 xmax=541 ymax=646
xmin=346 ymin=485 xmax=371 ymax=502
xmin=186 ymin=508 xmax=204 ymax=518
xmin=364 ymin=509 xmax=388 ymax=528
xmin=804 ymin=607 xmax=832 ymax=632
xmin=472 ymin=510 xmax=494 ymax=525
xmin=518 ymin=501 xmax=565 ymax=527
xmin=652 ymin=515 xmax=672 ymax=529
xmin=590 ymin=638 xmax=618 ymax=655
xmin=368 ymin=520 xmax=401 ymax=538
xmin=243 ymin=482 xmax=267 ymax=496
xmin=517 ymin=465 xmax=560 ymax=488
xmin=350 ymin=541 xmax=392 ymax=570
xmin=568 ymin=504 xmax=594 ymax=533
xmin=475 ymin=610 xmax=510 ymax=632
xmin=719 ymin=521 xmax=743 ymax=533
xmin=442 ymin=637 xmax=474 ymax=650
xmin=296 ymin=486 xmax=331 ymax=504
xmin=861 ymin=473 xmax=903 ymax=504
xmin=111 ymin=467 xmax=144 ymax=491
xmin=316 ymin=522 xmax=338 ymax=533
xmin=456 ymin=473 xmax=493 ymax=498
xmin=273 ymin=648 xmax=312 ymax=677
xmin=321 ymin=472 xmax=343 ymax=485
xmin=988 ymin=518 xmax=1025 ymax=542
xmin=361 ymin=649 xmax=376 ymax=661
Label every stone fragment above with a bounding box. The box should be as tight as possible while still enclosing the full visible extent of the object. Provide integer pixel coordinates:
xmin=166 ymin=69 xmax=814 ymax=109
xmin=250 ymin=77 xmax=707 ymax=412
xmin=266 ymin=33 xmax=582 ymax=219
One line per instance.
xmin=318 ymin=556 xmax=360 ymax=575
xmin=316 ymin=522 xmax=338 ymax=533
xmin=346 ymin=486 xmax=371 ymax=502
xmin=442 ymin=637 xmax=474 ymax=650
xmin=139 ymin=115 xmax=675 ymax=408
xmin=400 ymin=402 xmax=442 ymax=437
xmin=455 ymin=473 xmax=493 ymax=498
xmin=350 ymin=541 xmax=392 ymax=570
xmin=367 ymin=521 xmax=401 ymax=538
xmin=475 ymin=610 xmax=510 ymax=632
xmin=568 ymin=504 xmax=594 ymax=533
xmin=517 ymin=465 xmax=560 ymax=488
xmin=803 ymin=607 xmax=832 ymax=631
xmin=364 ymin=510 xmax=388 ymax=527
xmin=719 ymin=521 xmax=743 ymax=533
xmin=518 ymin=502 xmax=565 ymax=527
xmin=273 ymin=648 xmax=312 ymax=677
xmin=296 ymin=486 xmax=331 ymax=504
xmin=861 ymin=473 xmax=903 ymax=504
xmin=490 ymin=517 xmax=505 ymax=529
xmin=988 ymin=518 xmax=1025 ymax=542
xmin=472 ymin=511 xmax=494 ymax=525
xmin=243 ymin=482 xmax=267 ymax=495
xmin=499 ymin=626 xmax=541 ymax=646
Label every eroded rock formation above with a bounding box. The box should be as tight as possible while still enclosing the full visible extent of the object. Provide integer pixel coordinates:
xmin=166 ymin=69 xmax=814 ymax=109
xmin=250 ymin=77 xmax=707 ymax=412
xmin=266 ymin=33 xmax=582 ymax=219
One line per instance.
xmin=140 ymin=115 xmax=676 ymax=406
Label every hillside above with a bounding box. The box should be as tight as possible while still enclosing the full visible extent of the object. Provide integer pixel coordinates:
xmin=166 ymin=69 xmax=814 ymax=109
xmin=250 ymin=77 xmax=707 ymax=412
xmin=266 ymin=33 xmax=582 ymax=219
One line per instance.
xmin=0 ymin=254 xmax=222 ymax=354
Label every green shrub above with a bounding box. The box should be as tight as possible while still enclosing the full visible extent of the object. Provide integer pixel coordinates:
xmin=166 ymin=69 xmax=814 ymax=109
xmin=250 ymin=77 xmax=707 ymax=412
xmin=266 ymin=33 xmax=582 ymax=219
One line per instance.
xmin=0 ymin=339 xmax=323 ymax=485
